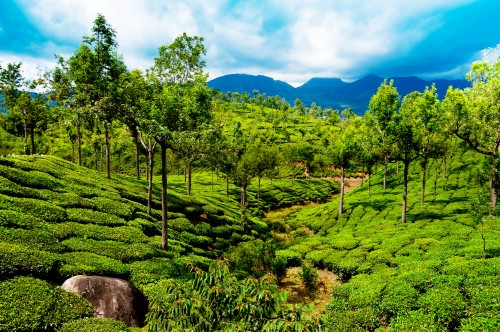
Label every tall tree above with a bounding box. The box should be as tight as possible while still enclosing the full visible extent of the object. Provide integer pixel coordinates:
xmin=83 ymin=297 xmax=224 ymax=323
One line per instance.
xmin=444 ymin=60 xmax=500 ymax=214
xmin=328 ymin=110 xmax=360 ymax=215
xmin=148 ymin=33 xmax=208 ymax=250
xmin=70 ymin=14 xmax=126 ymax=178
xmin=395 ymin=91 xmax=422 ymax=223
xmin=366 ymin=80 xmax=399 ymax=190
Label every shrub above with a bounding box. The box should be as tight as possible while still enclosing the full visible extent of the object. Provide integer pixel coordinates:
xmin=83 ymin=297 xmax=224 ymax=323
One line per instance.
xmin=0 ymin=276 xmax=92 ymax=332
xmin=276 ymin=249 xmax=302 ymax=267
xmin=129 ymin=257 xmax=192 ymax=286
xmin=389 ymin=310 xmax=445 ymax=332
xmin=299 ymin=261 xmax=319 ymax=291
xmin=419 ymin=286 xmax=467 ymax=327
xmin=57 ymin=318 xmax=131 ymax=332
xmin=66 ymin=208 xmax=127 ymax=226
xmin=0 ymin=194 xmax=67 ymax=222
xmin=59 ymin=252 xmax=130 ymax=279
xmin=0 ymin=165 xmax=64 ymax=191
xmin=271 ymin=255 xmax=288 ymax=283
xmin=62 ymin=238 xmax=160 ymax=263
xmin=0 ymin=209 xmax=45 ymax=229
xmin=0 ymin=242 xmax=60 ymax=280
xmin=89 ymin=197 xmax=135 ymax=219
xmin=0 ymin=227 xmax=64 ymax=252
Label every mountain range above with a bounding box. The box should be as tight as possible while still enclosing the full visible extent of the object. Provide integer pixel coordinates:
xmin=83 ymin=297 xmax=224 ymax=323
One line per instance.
xmin=208 ymin=74 xmax=470 ymax=114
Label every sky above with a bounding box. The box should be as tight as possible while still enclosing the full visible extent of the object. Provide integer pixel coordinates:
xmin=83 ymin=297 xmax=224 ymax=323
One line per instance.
xmin=0 ymin=0 xmax=499 ymax=87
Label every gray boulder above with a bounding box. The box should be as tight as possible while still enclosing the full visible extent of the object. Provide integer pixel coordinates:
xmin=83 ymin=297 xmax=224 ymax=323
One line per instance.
xmin=61 ymin=275 xmax=148 ymax=327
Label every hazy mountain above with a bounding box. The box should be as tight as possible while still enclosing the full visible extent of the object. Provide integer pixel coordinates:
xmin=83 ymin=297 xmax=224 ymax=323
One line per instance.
xmin=208 ymin=74 xmax=470 ymax=114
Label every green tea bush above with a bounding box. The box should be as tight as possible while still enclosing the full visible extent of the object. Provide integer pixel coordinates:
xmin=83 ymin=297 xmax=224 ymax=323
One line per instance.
xmin=419 ymin=286 xmax=467 ymax=327
xmin=47 ymin=222 xmax=148 ymax=243
xmin=128 ymin=217 xmax=160 ymax=236
xmin=0 ymin=276 xmax=92 ymax=332
xmin=0 ymin=194 xmax=67 ymax=222
xmin=89 ymin=196 xmax=135 ymax=219
xmin=275 ymin=249 xmax=302 ymax=267
xmin=170 ymin=217 xmax=195 ymax=232
xmin=129 ymin=257 xmax=192 ymax=286
xmin=62 ymin=238 xmax=159 ymax=263
xmin=389 ymin=310 xmax=445 ymax=332
xmin=66 ymin=208 xmax=127 ymax=226
xmin=0 ymin=242 xmax=60 ymax=280
xmin=57 ymin=318 xmax=130 ymax=332
xmin=0 ymin=209 xmax=45 ymax=229
xmin=380 ymin=279 xmax=420 ymax=316
xmin=0 ymin=227 xmax=64 ymax=252
xmin=0 ymin=165 xmax=64 ymax=191
xmin=299 ymin=261 xmax=319 ymax=291
xmin=59 ymin=252 xmax=130 ymax=279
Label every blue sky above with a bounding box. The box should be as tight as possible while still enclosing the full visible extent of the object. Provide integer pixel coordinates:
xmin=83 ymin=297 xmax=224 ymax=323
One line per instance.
xmin=0 ymin=0 xmax=499 ymax=86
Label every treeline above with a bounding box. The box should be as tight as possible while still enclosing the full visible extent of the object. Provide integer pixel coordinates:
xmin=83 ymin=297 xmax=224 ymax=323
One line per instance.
xmin=1 ymin=15 xmax=499 ymax=245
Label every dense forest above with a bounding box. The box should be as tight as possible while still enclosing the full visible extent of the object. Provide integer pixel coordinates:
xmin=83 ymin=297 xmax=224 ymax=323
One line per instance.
xmin=0 ymin=14 xmax=499 ymax=332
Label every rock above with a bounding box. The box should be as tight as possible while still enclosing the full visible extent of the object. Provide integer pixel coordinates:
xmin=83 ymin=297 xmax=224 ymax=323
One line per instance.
xmin=61 ymin=275 xmax=148 ymax=327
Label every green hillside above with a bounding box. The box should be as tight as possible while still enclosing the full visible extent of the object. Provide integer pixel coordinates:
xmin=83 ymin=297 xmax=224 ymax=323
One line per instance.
xmin=0 ymin=154 xmax=337 ymax=331
xmin=278 ymin=146 xmax=500 ymax=331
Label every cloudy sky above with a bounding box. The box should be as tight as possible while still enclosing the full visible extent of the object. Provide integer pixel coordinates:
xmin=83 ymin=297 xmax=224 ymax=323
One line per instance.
xmin=0 ymin=0 xmax=499 ymax=86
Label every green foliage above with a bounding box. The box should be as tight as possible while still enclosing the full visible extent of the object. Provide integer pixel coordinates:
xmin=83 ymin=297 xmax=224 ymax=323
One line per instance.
xmin=0 ymin=242 xmax=60 ymax=280
xmin=59 ymin=252 xmax=130 ymax=279
xmin=145 ymin=261 xmax=318 ymax=331
xmin=299 ymin=261 xmax=319 ymax=291
xmin=66 ymin=208 xmax=127 ymax=226
xmin=0 ymin=276 xmax=92 ymax=332
xmin=57 ymin=318 xmax=131 ymax=332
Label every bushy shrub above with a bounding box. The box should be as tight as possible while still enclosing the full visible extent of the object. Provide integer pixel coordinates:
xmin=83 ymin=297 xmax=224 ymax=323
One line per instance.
xmin=129 ymin=257 xmax=192 ymax=286
xmin=0 ymin=209 xmax=45 ymax=229
xmin=57 ymin=318 xmax=131 ymax=332
xmin=0 ymin=276 xmax=92 ymax=332
xmin=299 ymin=261 xmax=319 ymax=291
xmin=62 ymin=238 xmax=160 ymax=263
xmin=389 ymin=310 xmax=445 ymax=332
xmin=66 ymin=208 xmax=127 ymax=226
xmin=0 ymin=194 xmax=67 ymax=222
xmin=0 ymin=165 xmax=64 ymax=191
xmin=59 ymin=252 xmax=130 ymax=279
xmin=170 ymin=218 xmax=195 ymax=232
xmin=0 ymin=242 xmax=60 ymax=280
xmin=419 ymin=286 xmax=467 ymax=327
xmin=276 ymin=249 xmax=302 ymax=267
xmin=0 ymin=227 xmax=64 ymax=252
xmin=89 ymin=197 xmax=135 ymax=219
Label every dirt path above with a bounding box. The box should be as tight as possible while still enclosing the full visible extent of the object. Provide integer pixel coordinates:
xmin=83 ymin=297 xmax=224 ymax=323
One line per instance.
xmin=279 ymin=267 xmax=341 ymax=316
xmin=264 ymin=176 xmax=367 ymax=312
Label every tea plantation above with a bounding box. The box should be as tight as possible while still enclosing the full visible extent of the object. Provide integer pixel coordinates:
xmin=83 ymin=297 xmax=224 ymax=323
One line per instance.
xmin=0 ymin=154 xmax=337 ymax=331
xmin=278 ymin=146 xmax=500 ymax=331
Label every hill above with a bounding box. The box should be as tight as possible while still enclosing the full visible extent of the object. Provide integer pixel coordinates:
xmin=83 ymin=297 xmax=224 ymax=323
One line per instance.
xmin=0 ymin=154 xmax=337 ymax=331
xmin=208 ymin=74 xmax=470 ymax=114
xmin=275 ymin=146 xmax=500 ymax=330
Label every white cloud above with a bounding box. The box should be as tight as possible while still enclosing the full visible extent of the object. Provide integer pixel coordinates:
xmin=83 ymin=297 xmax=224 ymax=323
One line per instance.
xmin=15 ymin=0 xmax=478 ymax=84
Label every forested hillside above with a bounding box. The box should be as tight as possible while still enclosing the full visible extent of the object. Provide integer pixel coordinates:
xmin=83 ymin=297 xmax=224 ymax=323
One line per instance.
xmin=0 ymin=13 xmax=499 ymax=332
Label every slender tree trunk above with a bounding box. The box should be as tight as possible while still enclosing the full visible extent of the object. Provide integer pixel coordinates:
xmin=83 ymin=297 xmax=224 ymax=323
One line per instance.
xmin=160 ymin=142 xmax=168 ymax=251
xmin=147 ymin=147 xmax=155 ymax=216
xmin=104 ymin=123 xmax=111 ymax=179
xmin=77 ymin=123 xmax=82 ymax=166
xmin=443 ymin=156 xmax=447 ymax=179
xmin=339 ymin=166 xmax=345 ymax=215
xmin=490 ymin=172 xmax=497 ymax=217
xmin=421 ymin=161 xmax=427 ymax=205
xmin=184 ymin=166 xmax=187 ymax=182
xmin=187 ymin=163 xmax=192 ymax=195
xmin=30 ymin=125 xmax=35 ymax=155
xmin=396 ymin=160 xmax=399 ymax=175
xmin=71 ymin=140 xmax=75 ymax=163
xmin=402 ymin=160 xmax=409 ymax=223
xmin=368 ymin=167 xmax=372 ymax=197
xmin=258 ymin=176 xmax=261 ymax=209
xmin=433 ymin=160 xmax=439 ymax=196
xmin=99 ymin=143 xmax=103 ymax=172
xmin=23 ymin=119 xmax=29 ymax=155
xmin=134 ymin=134 xmax=140 ymax=180
xmin=383 ymin=157 xmax=388 ymax=190
xmin=241 ymin=185 xmax=246 ymax=210
xmin=94 ymin=144 xmax=98 ymax=170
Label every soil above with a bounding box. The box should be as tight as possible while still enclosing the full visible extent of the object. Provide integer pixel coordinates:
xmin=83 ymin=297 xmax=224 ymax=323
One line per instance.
xmin=278 ymin=267 xmax=341 ymax=316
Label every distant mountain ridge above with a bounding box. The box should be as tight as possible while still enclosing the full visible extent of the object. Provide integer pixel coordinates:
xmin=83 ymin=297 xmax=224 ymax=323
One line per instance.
xmin=208 ymin=74 xmax=470 ymax=114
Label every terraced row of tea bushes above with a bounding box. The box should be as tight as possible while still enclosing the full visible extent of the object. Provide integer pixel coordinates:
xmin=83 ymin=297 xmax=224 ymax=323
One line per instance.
xmin=279 ymin=148 xmax=500 ymax=331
